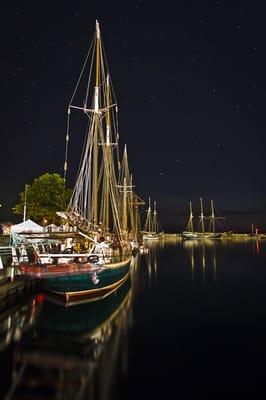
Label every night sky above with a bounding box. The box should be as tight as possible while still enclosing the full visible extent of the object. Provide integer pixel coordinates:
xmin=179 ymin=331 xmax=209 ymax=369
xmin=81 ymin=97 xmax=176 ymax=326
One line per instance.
xmin=1 ymin=0 xmax=266 ymax=233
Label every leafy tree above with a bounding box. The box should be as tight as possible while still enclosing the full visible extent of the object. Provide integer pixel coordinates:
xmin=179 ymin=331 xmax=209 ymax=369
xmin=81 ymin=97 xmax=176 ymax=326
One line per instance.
xmin=13 ymin=173 xmax=72 ymax=224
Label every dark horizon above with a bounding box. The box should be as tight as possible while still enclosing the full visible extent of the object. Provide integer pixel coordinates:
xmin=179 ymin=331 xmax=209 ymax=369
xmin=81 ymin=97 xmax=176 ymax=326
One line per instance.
xmin=1 ymin=1 xmax=266 ymax=233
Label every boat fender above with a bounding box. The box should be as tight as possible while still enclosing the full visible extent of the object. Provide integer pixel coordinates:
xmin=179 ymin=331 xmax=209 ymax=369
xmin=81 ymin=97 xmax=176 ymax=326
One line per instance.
xmin=63 ymin=247 xmax=73 ymax=254
xmin=88 ymin=254 xmax=100 ymax=264
xmin=77 ymin=257 xmax=88 ymax=264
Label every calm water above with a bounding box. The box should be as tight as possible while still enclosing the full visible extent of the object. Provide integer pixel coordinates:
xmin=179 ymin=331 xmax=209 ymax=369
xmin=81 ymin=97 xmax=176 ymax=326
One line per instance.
xmin=1 ymin=238 xmax=266 ymax=399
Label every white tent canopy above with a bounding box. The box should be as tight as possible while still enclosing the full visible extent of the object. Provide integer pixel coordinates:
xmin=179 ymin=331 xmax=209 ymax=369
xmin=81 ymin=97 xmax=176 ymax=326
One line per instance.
xmin=11 ymin=219 xmax=43 ymax=234
xmin=44 ymin=224 xmax=60 ymax=232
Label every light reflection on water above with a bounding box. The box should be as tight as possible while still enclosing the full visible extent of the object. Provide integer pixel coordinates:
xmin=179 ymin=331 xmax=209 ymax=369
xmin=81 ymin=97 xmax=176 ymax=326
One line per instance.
xmin=1 ymin=239 xmax=266 ymax=399
xmin=183 ymin=239 xmax=218 ymax=282
xmin=182 ymin=237 xmax=264 ymax=282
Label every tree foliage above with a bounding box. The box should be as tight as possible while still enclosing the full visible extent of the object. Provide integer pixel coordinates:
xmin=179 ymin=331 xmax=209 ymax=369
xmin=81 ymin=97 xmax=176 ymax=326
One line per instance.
xmin=13 ymin=173 xmax=72 ymax=224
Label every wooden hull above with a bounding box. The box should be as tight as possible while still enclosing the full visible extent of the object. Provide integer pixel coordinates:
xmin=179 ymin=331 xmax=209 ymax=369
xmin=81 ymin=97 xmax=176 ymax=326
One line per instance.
xmin=18 ymin=261 xmax=103 ymax=278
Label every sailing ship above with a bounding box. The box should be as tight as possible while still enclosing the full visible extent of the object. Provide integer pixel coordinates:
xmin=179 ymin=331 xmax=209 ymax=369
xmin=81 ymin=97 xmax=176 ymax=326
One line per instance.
xmin=181 ymin=201 xmax=199 ymax=239
xmin=205 ymin=199 xmax=225 ymax=239
xmin=118 ymin=144 xmax=146 ymax=251
xmin=182 ymin=198 xmax=224 ymax=240
xmin=142 ymin=198 xmax=161 ymax=240
xmin=15 ymin=21 xmax=137 ymax=304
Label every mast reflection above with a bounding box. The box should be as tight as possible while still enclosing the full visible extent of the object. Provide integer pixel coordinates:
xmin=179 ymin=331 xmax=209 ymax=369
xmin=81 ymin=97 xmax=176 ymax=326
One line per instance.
xmin=252 ymin=239 xmax=260 ymax=256
xmin=144 ymin=242 xmax=159 ymax=287
xmin=183 ymin=239 xmax=217 ymax=282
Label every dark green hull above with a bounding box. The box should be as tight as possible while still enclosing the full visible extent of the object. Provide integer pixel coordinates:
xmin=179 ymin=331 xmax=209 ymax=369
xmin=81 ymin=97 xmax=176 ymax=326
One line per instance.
xmin=40 ymin=277 xmax=132 ymax=335
xmin=43 ymin=257 xmax=132 ymax=305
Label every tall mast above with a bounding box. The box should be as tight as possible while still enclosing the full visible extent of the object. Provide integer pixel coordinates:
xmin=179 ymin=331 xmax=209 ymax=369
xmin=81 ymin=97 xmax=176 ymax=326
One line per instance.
xmin=63 ymin=107 xmax=70 ymax=183
xmin=118 ymin=145 xmax=133 ymax=235
xmin=92 ymin=19 xmax=101 ymax=227
xmin=119 ymin=144 xmax=131 ymax=185
xmin=122 ymin=177 xmax=128 ymax=233
xmin=200 ymin=197 xmax=205 ymax=234
xmin=102 ymin=73 xmax=111 ymax=231
xmin=148 ymin=197 xmax=152 ymax=233
xmin=152 ymin=201 xmax=158 ymax=233
xmin=131 ymin=192 xmax=145 ymax=238
xmin=129 ymin=174 xmax=135 ymax=234
xmin=251 ymin=223 xmax=254 ymax=235
xmin=211 ymin=199 xmax=215 ymax=233
xmin=188 ymin=201 xmax=194 ymax=233
xmin=145 ymin=197 xmax=152 ymax=233
xmin=23 ymin=184 xmax=28 ymax=222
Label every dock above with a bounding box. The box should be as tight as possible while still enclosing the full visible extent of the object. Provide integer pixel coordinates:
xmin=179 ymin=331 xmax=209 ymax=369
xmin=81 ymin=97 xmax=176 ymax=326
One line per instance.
xmin=0 ymin=276 xmax=42 ymax=313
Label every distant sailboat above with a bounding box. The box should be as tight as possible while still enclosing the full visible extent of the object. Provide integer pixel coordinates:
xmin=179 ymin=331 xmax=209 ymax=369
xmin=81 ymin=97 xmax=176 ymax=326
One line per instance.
xmin=118 ymin=144 xmax=145 ymax=249
xmin=142 ymin=198 xmax=160 ymax=241
xmin=182 ymin=198 xmax=224 ymax=240
xmin=204 ymin=199 xmax=225 ymax=239
xmin=181 ymin=201 xmax=199 ymax=239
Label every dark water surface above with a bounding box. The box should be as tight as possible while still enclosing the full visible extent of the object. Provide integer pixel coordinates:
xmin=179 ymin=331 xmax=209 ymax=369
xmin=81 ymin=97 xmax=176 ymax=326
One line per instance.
xmin=1 ymin=239 xmax=266 ymax=399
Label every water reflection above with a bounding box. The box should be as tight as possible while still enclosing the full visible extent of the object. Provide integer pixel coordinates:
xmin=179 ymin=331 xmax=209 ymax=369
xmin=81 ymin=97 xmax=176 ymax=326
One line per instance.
xmin=252 ymin=239 xmax=260 ymax=256
xmin=2 ymin=269 xmax=135 ymax=400
xmin=0 ymin=296 xmax=42 ymax=353
xmin=183 ymin=240 xmax=217 ymax=282
xmin=145 ymin=243 xmax=159 ymax=286
xmin=2 ymin=240 xmax=266 ymax=399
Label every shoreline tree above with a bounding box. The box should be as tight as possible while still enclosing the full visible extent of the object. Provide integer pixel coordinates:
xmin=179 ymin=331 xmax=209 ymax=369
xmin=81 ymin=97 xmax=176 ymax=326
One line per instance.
xmin=13 ymin=173 xmax=72 ymax=225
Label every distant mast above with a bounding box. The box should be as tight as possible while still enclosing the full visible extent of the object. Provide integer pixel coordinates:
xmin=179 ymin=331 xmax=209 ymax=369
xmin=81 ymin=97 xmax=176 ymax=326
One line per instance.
xmin=23 ymin=184 xmax=28 ymax=222
xmin=145 ymin=197 xmax=152 ymax=233
xmin=187 ymin=201 xmax=194 ymax=233
xmin=200 ymin=197 xmax=205 ymax=234
xmin=152 ymin=201 xmax=157 ymax=233
xmin=251 ymin=223 xmax=254 ymax=235
xmin=210 ymin=199 xmax=215 ymax=234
